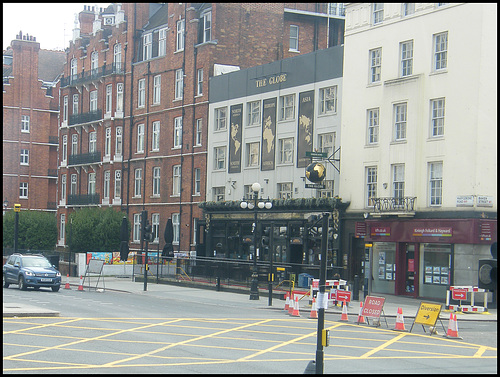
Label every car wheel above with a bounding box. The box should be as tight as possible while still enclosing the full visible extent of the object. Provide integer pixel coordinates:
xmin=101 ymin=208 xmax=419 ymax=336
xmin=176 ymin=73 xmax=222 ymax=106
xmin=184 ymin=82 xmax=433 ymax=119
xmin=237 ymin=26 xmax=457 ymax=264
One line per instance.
xmin=3 ymin=274 xmax=9 ymax=288
xmin=18 ymin=276 xmax=27 ymax=291
xmin=51 ymin=286 xmax=60 ymax=292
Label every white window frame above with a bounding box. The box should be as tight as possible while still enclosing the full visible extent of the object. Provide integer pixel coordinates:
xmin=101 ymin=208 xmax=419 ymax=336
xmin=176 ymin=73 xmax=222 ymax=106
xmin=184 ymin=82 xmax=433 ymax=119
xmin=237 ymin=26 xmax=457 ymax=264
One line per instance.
xmin=246 ymin=142 xmax=260 ymax=167
xmin=88 ymin=172 xmax=96 ymax=195
xmin=197 ymin=68 xmax=203 ymax=96
xmin=113 ymin=43 xmax=122 ymax=72
xmin=20 ymin=149 xmax=29 ymax=165
xmin=91 ymin=51 xmax=98 ymax=74
xmin=202 ymin=11 xmax=212 ymax=43
xmin=72 ymin=94 xmax=79 ymax=115
xmin=369 ymin=48 xmax=381 ymax=84
xmin=195 ymin=119 xmax=202 ymax=146
xmin=366 ymin=166 xmax=377 ymax=207
xmin=172 ymin=213 xmax=180 ymax=244
xmin=61 ymin=174 xmax=66 ymax=201
xmin=152 ymin=213 xmax=160 ymax=243
xmin=63 ymin=96 xmax=68 ymax=122
xmin=70 ymin=58 xmax=77 ymax=80
xmin=392 ymin=164 xmax=405 ymax=204
xmin=153 ymin=75 xmax=161 ymax=104
xmin=103 ymin=170 xmax=110 ymax=199
xmin=403 ymin=3 xmax=415 ymax=16
xmin=21 ymin=115 xmax=30 ymax=133
xmin=70 ymin=174 xmax=77 ymax=195
xmin=279 ymin=94 xmax=295 ymax=121
xmin=279 ymin=137 xmax=294 ymax=164
xmin=278 ymin=183 xmax=293 ymax=200
xmin=194 ymin=168 xmax=201 ymax=195
xmin=116 ymin=83 xmax=124 ymax=112
xmin=214 ymin=146 xmax=226 ymax=170
xmin=247 ymin=101 xmax=261 ymax=126
xmin=105 ymin=127 xmax=111 ymax=157
xmin=152 ymin=167 xmax=161 ymax=197
xmin=143 ymin=32 xmax=152 ymax=60
xmin=289 ymin=25 xmax=299 ymax=52
xmin=72 ymin=134 xmax=78 ymax=155
xmin=152 ymin=121 xmax=160 ymax=151
xmin=133 ymin=213 xmax=141 ymax=242
xmin=213 ymin=187 xmax=225 ymax=202
xmin=373 ymin=3 xmax=384 ymax=24
xmin=433 ymin=32 xmax=448 ymax=71
xmin=115 ymin=127 xmax=123 ymax=156
xmin=134 ymin=168 xmax=142 ymax=197
xmin=174 ymin=116 xmax=183 ymax=148
xmin=90 ymin=90 xmax=98 ymax=112
xmin=172 ymin=165 xmax=181 ymax=196
xmin=400 ymin=40 xmax=413 ymax=77
xmin=319 ymin=86 xmax=337 ymax=115
xmin=393 ymin=103 xmax=407 ymax=141
xmin=137 ymin=124 xmax=144 ymax=153
xmin=62 ymin=135 xmax=67 ymax=162
xmin=175 ymin=69 xmax=184 ymax=100
xmin=158 ymin=28 xmax=167 ymax=57
xmin=105 ymin=84 xmax=112 ymax=114
xmin=430 ymin=98 xmax=445 ymax=137
xmin=429 ymin=162 xmax=443 ymax=206
xmin=114 ymin=170 xmax=121 ymax=199
xmin=318 ymin=133 xmax=334 ymax=157
xmin=214 ymin=107 xmax=227 ymax=131
xmin=89 ymin=131 xmax=96 ymax=153
xmin=19 ymin=182 xmax=28 ymax=199
xmin=138 ymin=78 xmax=145 ymax=108
xmin=367 ymin=108 xmax=379 ymax=144
xmin=176 ymin=19 xmax=185 ymax=52
xmin=60 ymin=214 xmax=65 ymax=244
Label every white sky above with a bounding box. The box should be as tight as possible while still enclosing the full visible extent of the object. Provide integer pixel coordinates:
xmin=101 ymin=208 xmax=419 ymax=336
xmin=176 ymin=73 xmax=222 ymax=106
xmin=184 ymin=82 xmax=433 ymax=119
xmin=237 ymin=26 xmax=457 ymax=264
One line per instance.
xmin=3 ymin=3 xmax=111 ymax=51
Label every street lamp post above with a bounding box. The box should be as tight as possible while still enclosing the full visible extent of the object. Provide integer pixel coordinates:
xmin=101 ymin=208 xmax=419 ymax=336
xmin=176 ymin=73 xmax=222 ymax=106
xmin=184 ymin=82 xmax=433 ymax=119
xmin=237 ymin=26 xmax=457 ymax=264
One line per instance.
xmin=240 ymin=182 xmax=272 ymax=300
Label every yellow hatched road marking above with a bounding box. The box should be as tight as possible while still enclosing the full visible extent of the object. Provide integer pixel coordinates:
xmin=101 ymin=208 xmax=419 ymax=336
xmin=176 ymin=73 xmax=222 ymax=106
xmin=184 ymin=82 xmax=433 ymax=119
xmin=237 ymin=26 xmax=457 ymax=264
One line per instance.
xmin=359 ymin=332 xmax=408 ymax=358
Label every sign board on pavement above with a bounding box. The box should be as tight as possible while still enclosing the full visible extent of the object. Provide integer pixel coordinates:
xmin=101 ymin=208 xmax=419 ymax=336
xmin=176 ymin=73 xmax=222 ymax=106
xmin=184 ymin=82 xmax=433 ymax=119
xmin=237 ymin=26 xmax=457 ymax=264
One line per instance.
xmin=452 ymin=288 xmax=468 ymax=301
xmin=361 ymin=296 xmax=385 ymax=318
xmin=413 ymin=302 xmax=442 ymax=327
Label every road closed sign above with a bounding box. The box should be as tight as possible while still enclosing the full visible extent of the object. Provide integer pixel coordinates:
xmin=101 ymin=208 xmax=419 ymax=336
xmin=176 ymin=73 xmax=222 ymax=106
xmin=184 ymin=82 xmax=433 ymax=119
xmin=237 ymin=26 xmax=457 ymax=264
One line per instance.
xmin=362 ymin=296 xmax=385 ymax=318
xmin=414 ymin=302 xmax=442 ymax=327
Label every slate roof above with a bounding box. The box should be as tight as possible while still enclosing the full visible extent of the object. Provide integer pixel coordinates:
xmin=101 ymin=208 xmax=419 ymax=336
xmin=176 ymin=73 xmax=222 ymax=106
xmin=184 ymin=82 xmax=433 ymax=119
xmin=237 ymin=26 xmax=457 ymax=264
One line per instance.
xmin=38 ymin=49 xmax=66 ymax=83
xmin=143 ymin=3 xmax=169 ymax=31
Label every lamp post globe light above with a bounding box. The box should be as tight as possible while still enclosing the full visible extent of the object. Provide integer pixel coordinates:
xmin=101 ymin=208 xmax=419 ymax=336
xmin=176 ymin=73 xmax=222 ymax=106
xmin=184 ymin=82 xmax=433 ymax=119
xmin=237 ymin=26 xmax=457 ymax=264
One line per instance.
xmin=240 ymin=182 xmax=272 ymax=300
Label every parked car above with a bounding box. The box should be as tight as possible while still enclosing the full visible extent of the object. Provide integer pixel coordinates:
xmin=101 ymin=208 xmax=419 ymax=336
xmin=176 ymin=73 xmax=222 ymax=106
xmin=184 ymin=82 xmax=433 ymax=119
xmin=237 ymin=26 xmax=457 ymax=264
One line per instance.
xmin=3 ymin=253 xmax=61 ymax=292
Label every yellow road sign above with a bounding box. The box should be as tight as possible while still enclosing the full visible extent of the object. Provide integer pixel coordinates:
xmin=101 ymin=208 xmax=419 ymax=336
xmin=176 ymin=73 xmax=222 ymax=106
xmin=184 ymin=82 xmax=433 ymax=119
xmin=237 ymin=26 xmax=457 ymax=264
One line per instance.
xmin=414 ymin=302 xmax=442 ymax=326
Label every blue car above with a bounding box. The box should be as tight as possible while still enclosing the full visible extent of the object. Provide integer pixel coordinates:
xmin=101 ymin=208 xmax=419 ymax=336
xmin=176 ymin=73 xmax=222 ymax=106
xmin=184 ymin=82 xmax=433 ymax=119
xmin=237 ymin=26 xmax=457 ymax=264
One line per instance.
xmin=3 ymin=253 xmax=61 ymax=292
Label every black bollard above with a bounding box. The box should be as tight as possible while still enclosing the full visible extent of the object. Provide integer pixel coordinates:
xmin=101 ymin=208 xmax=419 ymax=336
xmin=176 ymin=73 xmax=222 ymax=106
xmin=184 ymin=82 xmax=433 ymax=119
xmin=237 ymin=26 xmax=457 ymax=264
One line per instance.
xmin=216 ymin=277 xmax=221 ymax=291
xmin=353 ymin=275 xmax=360 ymax=301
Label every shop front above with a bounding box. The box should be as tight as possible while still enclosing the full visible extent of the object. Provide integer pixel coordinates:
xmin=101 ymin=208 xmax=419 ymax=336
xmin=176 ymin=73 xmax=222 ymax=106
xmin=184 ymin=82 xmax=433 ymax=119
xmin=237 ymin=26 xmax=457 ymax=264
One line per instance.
xmin=362 ymin=218 xmax=496 ymax=301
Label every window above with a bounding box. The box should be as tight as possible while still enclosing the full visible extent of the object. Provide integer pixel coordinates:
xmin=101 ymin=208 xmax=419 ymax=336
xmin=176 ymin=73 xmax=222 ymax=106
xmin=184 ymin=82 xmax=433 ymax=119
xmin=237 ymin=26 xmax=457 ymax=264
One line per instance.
xmin=19 ymin=182 xmax=28 ymax=198
xmin=152 ymin=167 xmax=161 ymax=197
xmin=137 ymin=124 xmax=144 ymax=153
xmin=89 ymin=131 xmax=96 ymax=153
xmin=159 ymin=28 xmax=167 ymax=57
xmin=174 ymin=117 xmax=183 ymax=148
xmin=90 ymin=90 xmax=98 ymax=112
xmin=106 ymin=84 xmax=112 ymax=114
xmin=367 ymin=108 xmax=379 ymax=144
xmin=105 ymin=127 xmax=111 ymax=157
xmin=72 ymin=94 xmax=79 ymax=115
xmin=246 ymin=142 xmax=260 ymax=167
xmin=71 ymin=134 xmax=78 ymax=156
xmin=63 ymin=96 xmax=68 ymax=122
xmin=429 ymin=162 xmax=443 ymax=206
xmin=143 ymin=33 xmax=152 ymax=60
xmin=430 ymin=98 xmax=445 ymax=137
xmin=116 ymin=83 xmax=123 ymax=112
xmin=70 ymin=174 xmax=77 ymax=195
xmin=61 ymin=175 xmax=66 ymax=201
xmin=138 ymin=78 xmax=145 ymax=108
xmin=394 ymin=103 xmax=407 ymax=141
xmin=195 ymin=119 xmax=202 ymax=146
xmin=197 ymin=68 xmax=203 ymax=96
xmin=434 ymin=32 xmax=448 ymax=71
xmin=114 ymin=170 xmax=121 ymax=199
xmin=172 ymin=165 xmax=181 ymax=196
xmin=62 ymin=135 xmax=67 ymax=162
xmin=153 ymin=75 xmax=161 ymax=104
xmin=369 ymin=48 xmax=381 ymax=83
xmin=113 ymin=43 xmax=122 ymax=72
xmin=91 ymin=51 xmax=98 ymax=74
xmin=176 ymin=19 xmax=185 ymax=51
xmin=214 ymin=107 xmax=227 ymax=131
xmin=60 ymin=214 xmax=65 ymax=243
xmin=279 ymin=94 xmax=295 ymax=121
xmin=103 ymin=170 xmax=110 ymax=199
xmin=366 ymin=166 xmax=377 ymax=206
xmin=133 ymin=213 xmax=141 ymax=242
xmin=201 ymin=11 xmax=212 ymax=43
xmin=115 ymin=127 xmax=122 ymax=156
xmin=88 ymin=172 xmax=96 ymax=195
xmin=194 ymin=168 xmax=201 ymax=194
xmin=318 ymin=180 xmax=334 ymax=198
xmin=20 ymin=149 xmax=29 ymax=165
xmin=319 ymin=86 xmax=337 ymax=114
xmin=279 ymin=138 xmax=294 ymax=164
xmin=373 ymin=3 xmax=384 ymax=24
xmin=289 ymin=25 xmax=299 ymax=51
xmin=152 ymin=213 xmax=160 ymax=243
xmin=318 ymin=133 xmax=334 ymax=157
xmin=213 ymin=187 xmax=225 ymax=202
xmin=214 ymin=146 xmax=226 ymax=170
xmin=152 ymin=121 xmax=160 ymax=151
xmin=278 ymin=183 xmax=293 ymax=199
xmin=392 ymin=164 xmax=405 ymax=204
xmin=70 ymin=58 xmax=77 ymax=80
xmin=175 ymin=69 xmax=183 ymax=100
xmin=403 ymin=3 xmax=415 ymax=16
xmin=134 ymin=169 xmax=142 ymax=197
xmin=172 ymin=213 xmax=180 ymax=243
xmin=247 ymin=101 xmax=261 ymax=126
xmin=400 ymin=40 xmax=413 ymax=77
xmin=21 ymin=115 xmax=30 ymax=132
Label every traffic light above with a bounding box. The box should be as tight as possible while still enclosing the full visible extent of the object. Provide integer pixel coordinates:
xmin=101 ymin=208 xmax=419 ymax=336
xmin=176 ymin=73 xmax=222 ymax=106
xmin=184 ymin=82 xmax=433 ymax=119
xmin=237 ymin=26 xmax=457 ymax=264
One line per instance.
xmin=478 ymin=242 xmax=497 ymax=291
xmin=261 ymin=227 xmax=270 ymax=248
xmin=141 ymin=210 xmax=153 ymax=243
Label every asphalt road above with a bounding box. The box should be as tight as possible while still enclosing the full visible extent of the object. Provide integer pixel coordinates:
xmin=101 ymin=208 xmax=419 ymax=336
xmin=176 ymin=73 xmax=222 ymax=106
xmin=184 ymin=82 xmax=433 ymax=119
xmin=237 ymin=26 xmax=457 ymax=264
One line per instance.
xmin=3 ymin=286 xmax=497 ymax=374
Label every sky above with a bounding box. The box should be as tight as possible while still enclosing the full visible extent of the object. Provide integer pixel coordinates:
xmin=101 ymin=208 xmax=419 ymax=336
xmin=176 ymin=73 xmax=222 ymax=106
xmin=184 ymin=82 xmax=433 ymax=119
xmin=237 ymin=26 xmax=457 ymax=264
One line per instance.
xmin=3 ymin=3 xmax=111 ymax=51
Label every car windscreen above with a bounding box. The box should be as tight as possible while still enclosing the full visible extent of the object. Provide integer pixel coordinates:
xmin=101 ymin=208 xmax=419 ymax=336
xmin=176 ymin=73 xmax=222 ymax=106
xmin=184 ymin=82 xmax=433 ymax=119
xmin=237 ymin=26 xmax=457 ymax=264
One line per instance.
xmin=22 ymin=258 xmax=52 ymax=268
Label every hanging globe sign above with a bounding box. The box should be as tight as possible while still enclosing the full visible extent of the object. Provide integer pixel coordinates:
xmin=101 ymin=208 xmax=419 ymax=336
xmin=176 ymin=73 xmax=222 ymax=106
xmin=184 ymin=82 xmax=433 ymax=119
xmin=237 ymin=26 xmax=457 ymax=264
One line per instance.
xmin=305 ymin=162 xmax=326 ymax=188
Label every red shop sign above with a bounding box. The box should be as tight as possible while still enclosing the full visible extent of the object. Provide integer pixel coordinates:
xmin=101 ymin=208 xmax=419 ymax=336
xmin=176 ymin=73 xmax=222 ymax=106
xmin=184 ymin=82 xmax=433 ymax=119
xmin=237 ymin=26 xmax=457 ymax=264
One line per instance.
xmin=361 ymin=296 xmax=385 ymax=318
xmin=408 ymin=259 xmax=415 ymax=272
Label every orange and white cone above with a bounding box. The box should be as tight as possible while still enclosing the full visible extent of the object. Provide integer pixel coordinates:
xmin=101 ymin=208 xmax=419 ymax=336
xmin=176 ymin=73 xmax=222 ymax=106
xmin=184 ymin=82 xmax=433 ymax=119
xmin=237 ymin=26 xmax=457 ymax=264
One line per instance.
xmin=340 ymin=301 xmax=349 ymax=321
xmin=288 ymin=294 xmax=294 ymax=315
xmin=291 ymin=296 xmax=300 ymax=317
xmin=356 ymin=302 xmax=366 ymax=324
xmin=393 ymin=307 xmax=407 ymax=331
xmin=284 ymin=292 xmax=290 ymax=311
xmin=445 ymin=313 xmax=462 ymax=339
xmin=309 ymin=297 xmax=318 ymax=319
xmin=78 ymin=275 xmax=84 ymax=291
xmin=64 ymin=274 xmax=71 ymax=289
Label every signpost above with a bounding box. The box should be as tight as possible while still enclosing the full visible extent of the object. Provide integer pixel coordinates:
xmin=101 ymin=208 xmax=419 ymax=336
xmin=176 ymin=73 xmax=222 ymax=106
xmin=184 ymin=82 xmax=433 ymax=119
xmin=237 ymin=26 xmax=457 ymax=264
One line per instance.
xmin=361 ymin=296 xmax=387 ymax=327
xmin=410 ymin=302 xmax=446 ymax=334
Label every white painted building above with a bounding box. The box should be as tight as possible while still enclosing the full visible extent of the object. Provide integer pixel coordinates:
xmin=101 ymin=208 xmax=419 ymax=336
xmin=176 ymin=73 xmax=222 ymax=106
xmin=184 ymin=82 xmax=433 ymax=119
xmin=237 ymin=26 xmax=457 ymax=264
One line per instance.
xmin=339 ymin=3 xmax=497 ymax=300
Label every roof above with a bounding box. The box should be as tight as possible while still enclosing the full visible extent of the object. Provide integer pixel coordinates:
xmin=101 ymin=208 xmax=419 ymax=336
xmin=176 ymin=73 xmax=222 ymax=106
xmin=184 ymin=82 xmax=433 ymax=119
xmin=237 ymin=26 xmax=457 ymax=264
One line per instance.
xmin=143 ymin=3 xmax=169 ymax=31
xmin=38 ymin=49 xmax=66 ymax=83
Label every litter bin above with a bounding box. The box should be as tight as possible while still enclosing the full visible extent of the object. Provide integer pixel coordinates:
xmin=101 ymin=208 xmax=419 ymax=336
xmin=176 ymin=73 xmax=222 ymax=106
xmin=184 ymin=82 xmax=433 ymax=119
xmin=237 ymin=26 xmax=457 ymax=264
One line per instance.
xmin=298 ymin=273 xmax=313 ymax=288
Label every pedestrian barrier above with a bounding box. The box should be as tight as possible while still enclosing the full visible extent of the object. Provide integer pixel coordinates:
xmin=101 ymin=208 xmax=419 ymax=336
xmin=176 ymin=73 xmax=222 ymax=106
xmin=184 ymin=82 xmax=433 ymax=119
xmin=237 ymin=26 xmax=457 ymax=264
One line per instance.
xmin=309 ymin=297 xmax=318 ymax=319
xmin=393 ymin=307 xmax=407 ymax=331
xmin=310 ymin=278 xmax=347 ymax=306
xmin=445 ymin=286 xmax=488 ymax=312
xmin=64 ymin=274 xmax=71 ymax=290
xmin=444 ymin=313 xmax=462 ymax=339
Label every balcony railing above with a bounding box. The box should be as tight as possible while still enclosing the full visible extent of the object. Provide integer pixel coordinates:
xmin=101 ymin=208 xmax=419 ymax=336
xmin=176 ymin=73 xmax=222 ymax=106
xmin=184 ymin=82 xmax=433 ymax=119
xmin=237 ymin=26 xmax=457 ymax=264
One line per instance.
xmin=68 ymin=151 xmax=101 ymax=166
xmin=60 ymin=63 xmax=124 ymax=88
xmin=69 ymin=109 xmax=102 ymax=126
xmin=67 ymin=194 xmax=100 ymax=206
xmin=371 ymin=197 xmax=417 ymax=213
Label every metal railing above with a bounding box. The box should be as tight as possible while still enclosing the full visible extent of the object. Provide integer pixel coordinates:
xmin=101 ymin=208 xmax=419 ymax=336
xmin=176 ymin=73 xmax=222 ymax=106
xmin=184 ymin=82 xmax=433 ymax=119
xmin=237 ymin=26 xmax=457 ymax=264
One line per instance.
xmin=60 ymin=63 xmax=124 ymax=88
xmin=67 ymin=193 xmax=100 ymax=206
xmin=69 ymin=109 xmax=102 ymax=126
xmin=371 ymin=196 xmax=417 ymax=213
xmin=68 ymin=151 xmax=101 ymax=166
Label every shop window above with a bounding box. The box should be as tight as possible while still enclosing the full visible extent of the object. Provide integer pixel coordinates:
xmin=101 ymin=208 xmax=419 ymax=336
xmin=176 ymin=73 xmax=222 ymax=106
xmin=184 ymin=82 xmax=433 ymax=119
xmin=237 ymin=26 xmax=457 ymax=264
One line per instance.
xmin=371 ymin=242 xmax=396 ymax=293
xmin=422 ymin=243 xmax=451 ymax=286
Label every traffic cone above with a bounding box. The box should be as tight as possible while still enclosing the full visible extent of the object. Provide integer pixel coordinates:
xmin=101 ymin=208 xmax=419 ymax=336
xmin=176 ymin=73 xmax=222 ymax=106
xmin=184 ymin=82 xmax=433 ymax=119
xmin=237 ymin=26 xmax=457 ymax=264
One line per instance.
xmin=284 ymin=292 xmax=290 ymax=311
xmin=393 ymin=307 xmax=407 ymax=331
xmin=288 ymin=294 xmax=294 ymax=315
xmin=64 ymin=274 xmax=71 ymax=289
xmin=309 ymin=297 xmax=318 ymax=319
xmin=340 ymin=301 xmax=349 ymax=321
xmin=291 ymin=296 xmax=300 ymax=317
xmin=356 ymin=302 xmax=366 ymax=324
xmin=78 ymin=275 xmax=84 ymax=291
xmin=445 ymin=313 xmax=462 ymax=339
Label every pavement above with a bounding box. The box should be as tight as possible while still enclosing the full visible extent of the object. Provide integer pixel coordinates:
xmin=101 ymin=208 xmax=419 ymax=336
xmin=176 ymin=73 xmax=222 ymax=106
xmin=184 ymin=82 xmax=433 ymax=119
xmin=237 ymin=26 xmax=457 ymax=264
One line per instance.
xmin=3 ymin=275 xmax=497 ymax=323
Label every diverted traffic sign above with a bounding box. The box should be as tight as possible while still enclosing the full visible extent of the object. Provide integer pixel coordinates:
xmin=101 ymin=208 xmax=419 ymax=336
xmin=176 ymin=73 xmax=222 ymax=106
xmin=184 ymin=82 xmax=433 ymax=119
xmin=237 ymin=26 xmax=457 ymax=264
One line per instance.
xmin=452 ymin=288 xmax=467 ymax=301
xmin=336 ymin=290 xmax=352 ymax=302
xmin=362 ymin=296 xmax=385 ymax=319
xmin=413 ymin=302 xmax=442 ymax=327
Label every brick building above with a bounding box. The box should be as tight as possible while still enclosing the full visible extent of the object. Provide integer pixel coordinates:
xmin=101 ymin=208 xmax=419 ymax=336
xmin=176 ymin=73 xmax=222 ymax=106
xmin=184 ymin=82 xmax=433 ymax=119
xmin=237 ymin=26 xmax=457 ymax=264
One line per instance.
xmin=56 ymin=3 xmax=345 ymax=256
xmin=3 ymin=32 xmax=65 ymax=215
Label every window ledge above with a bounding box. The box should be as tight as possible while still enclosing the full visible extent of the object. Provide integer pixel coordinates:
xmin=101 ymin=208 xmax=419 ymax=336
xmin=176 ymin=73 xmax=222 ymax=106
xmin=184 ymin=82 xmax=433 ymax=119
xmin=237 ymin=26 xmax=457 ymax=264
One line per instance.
xmin=384 ymin=74 xmax=422 ymax=86
xmin=194 ymin=40 xmax=217 ymax=48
